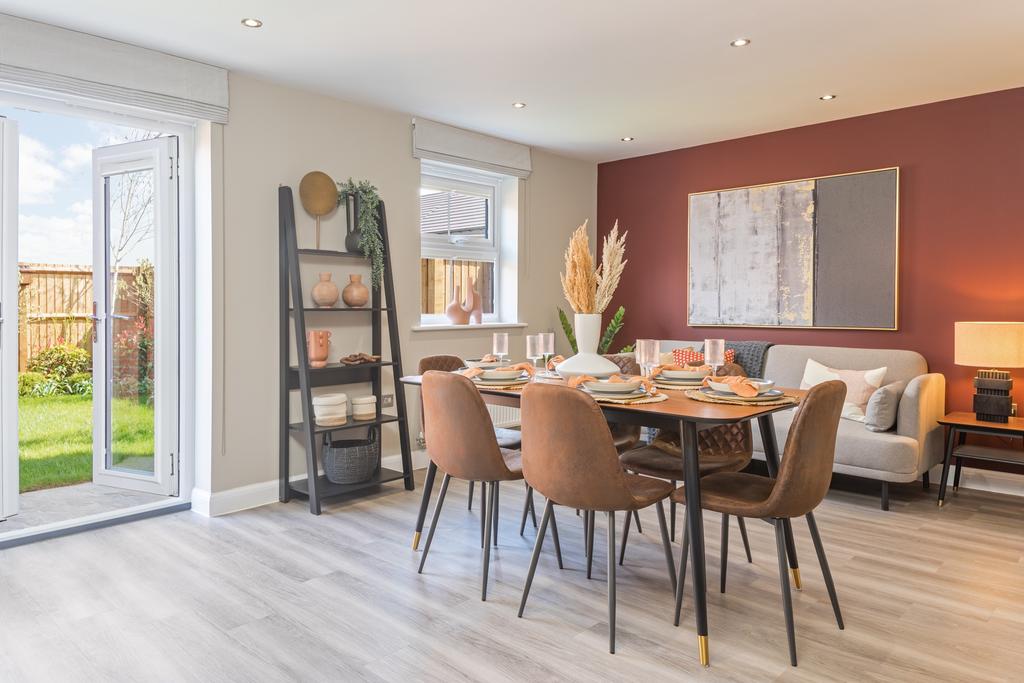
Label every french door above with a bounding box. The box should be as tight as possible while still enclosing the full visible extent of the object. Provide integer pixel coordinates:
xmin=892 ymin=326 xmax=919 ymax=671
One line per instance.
xmin=0 ymin=118 xmax=18 ymax=519
xmin=92 ymin=137 xmax=179 ymax=495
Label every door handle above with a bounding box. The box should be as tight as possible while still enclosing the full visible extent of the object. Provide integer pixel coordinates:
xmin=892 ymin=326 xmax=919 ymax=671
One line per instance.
xmin=110 ymin=313 xmax=133 ymax=320
xmin=89 ymin=302 xmax=103 ymax=343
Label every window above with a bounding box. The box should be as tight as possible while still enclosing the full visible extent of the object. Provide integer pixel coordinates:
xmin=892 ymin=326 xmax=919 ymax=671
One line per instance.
xmin=420 ymin=162 xmax=516 ymax=324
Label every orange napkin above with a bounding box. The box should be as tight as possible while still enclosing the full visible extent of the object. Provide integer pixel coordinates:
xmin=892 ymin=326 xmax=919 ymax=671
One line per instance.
xmin=480 ymin=353 xmax=499 ymax=362
xmin=497 ymin=362 xmax=536 ymax=378
xmin=703 ymin=375 xmax=758 ymax=398
xmin=567 ymin=375 xmax=597 ymax=389
xmin=457 ymin=367 xmax=484 ymax=379
xmin=546 ymin=355 xmax=565 ymax=370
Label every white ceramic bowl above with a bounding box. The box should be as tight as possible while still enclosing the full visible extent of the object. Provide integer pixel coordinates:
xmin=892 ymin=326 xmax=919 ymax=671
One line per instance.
xmin=465 ymin=358 xmax=502 ymax=369
xmin=661 ymin=368 xmax=711 ymax=380
xmin=480 ymin=369 xmax=524 ymax=381
xmin=583 ymin=378 xmax=643 ymax=394
xmin=706 ymin=378 xmax=775 ymax=395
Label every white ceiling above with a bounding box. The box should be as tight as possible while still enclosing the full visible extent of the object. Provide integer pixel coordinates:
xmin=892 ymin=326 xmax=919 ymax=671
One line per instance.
xmin=2 ymin=1 xmax=1022 ymax=162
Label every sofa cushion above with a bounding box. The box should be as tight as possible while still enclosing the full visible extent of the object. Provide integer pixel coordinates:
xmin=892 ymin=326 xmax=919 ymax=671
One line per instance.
xmin=864 ymin=381 xmax=907 ymax=432
xmin=753 ymin=410 xmax=921 ymax=476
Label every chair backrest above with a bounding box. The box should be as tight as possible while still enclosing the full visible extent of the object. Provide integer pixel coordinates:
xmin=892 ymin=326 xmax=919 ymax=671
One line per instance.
xmin=765 ymin=380 xmax=846 ymax=518
xmin=604 ymin=353 xmax=639 ymax=376
xmin=422 ymin=371 xmax=512 ymax=481
xmin=520 ymin=382 xmax=636 ymax=511
xmin=418 ymin=354 xmax=465 ymax=374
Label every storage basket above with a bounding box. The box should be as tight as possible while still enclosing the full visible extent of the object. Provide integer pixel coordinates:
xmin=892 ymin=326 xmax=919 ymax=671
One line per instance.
xmin=323 ymin=427 xmax=379 ymax=484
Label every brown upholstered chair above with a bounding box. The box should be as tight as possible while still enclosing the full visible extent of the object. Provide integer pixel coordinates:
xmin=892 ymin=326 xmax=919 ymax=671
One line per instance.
xmin=517 ymin=382 xmax=676 ymax=654
xmin=418 ymin=371 xmax=560 ymax=601
xmin=603 ymin=354 xmax=643 ymax=453
xmin=671 ymin=380 xmax=847 ymax=667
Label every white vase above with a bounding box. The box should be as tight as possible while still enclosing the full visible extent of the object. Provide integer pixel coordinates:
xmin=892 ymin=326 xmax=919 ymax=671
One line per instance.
xmin=555 ymin=313 xmax=621 ymax=378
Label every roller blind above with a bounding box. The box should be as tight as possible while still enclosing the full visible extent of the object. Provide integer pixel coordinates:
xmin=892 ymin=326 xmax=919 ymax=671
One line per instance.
xmin=0 ymin=13 xmax=229 ymax=123
xmin=413 ymin=118 xmax=531 ymax=178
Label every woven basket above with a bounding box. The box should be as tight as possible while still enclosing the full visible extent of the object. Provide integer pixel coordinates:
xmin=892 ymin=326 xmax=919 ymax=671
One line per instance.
xmin=323 ymin=427 xmax=379 ymax=484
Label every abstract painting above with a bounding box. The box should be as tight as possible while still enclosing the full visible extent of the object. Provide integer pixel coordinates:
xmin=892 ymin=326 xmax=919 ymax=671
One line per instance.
xmin=687 ymin=168 xmax=898 ymax=329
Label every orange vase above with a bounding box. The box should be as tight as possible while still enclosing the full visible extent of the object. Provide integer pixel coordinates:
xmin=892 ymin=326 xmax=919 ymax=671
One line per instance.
xmin=342 ymin=273 xmax=369 ymax=308
xmin=306 ymin=330 xmax=331 ymax=368
xmin=445 ymin=285 xmax=470 ymax=325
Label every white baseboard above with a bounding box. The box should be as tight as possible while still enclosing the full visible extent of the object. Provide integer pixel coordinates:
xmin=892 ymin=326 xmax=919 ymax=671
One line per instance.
xmin=942 ymin=466 xmax=1024 ymax=498
xmin=191 ymin=450 xmax=430 ymax=517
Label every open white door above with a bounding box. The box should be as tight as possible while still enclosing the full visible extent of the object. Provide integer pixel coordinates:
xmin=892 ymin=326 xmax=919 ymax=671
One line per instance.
xmin=92 ymin=137 xmax=178 ymax=496
xmin=0 ymin=118 xmax=18 ymax=518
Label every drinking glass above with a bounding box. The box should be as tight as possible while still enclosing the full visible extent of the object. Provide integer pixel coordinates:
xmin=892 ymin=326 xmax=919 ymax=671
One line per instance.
xmin=636 ymin=339 xmax=659 ymax=377
xmin=492 ymin=332 xmax=509 ymax=363
xmin=539 ymin=332 xmax=555 ymax=368
xmin=704 ymin=338 xmax=726 ymax=376
xmin=526 ymin=335 xmax=542 ymax=369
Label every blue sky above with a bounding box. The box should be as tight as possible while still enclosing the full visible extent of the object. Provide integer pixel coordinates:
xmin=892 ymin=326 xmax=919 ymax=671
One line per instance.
xmin=0 ymin=104 xmax=156 ymax=265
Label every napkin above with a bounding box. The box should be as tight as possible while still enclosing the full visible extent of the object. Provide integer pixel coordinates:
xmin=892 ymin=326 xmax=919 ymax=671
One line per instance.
xmin=567 ymin=375 xmax=597 ymax=389
xmin=546 ymin=355 xmax=565 ymax=370
xmin=457 ymin=367 xmax=484 ymax=379
xmin=703 ymin=375 xmax=759 ymax=397
xmin=650 ymin=363 xmax=710 ymax=380
xmin=496 ymin=362 xmax=536 ymax=378
xmin=480 ymin=354 xmax=499 ymax=363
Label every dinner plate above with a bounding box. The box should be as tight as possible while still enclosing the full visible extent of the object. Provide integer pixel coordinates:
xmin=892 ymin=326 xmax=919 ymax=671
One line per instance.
xmin=700 ymin=387 xmax=784 ymax=401
xmin=582 ymin=386 xmax=647 ymax=398
xmin=661 ymin=368 xmax=710 ymax=380
xmin=654 ymin=376 xmax=705 ymax=386
xmin=481 ymin=369 xmax=525 ymax=381
xmin=464 ymin=358 xmax=503 ymax=369
xmin=473 ymin=374 xmax=529 ymax=385
xmin=583 ymin=378 xmax=644 ymax=394
xmin=705 ymin=378 xmax=776 ymax=395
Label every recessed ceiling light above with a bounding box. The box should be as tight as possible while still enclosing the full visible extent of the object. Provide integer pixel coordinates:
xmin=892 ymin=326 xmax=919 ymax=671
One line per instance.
xmin=241 ymin=18 xmax=263 ymax=28
xmin=819 ymin=94 xmax=837 ymax=101
xmin=512 ymin=102 xmax=526 ymax=109
xmin=620 ymin=136 xmax=635 ymax=142
xmin=730 ymin=38 xmax=751 ymax=47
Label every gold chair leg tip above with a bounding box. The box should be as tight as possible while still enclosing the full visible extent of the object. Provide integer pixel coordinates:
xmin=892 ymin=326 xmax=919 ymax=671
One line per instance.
xmin=937 ymin=500 xmax=944 ymax=508
xmin=697 ymin=635 xmax=709 ymax=666
xmin=412 ymin=531 xmax=421 ymax=550
xmin=952 ymin=486 xmax=959 ymax=492
xmin=791 ymin=567 xmax=802 ymax=590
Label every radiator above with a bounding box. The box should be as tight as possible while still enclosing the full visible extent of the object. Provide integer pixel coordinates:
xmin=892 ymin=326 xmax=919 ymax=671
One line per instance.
xmin=487 ymin=404 xmax=521 ymax=428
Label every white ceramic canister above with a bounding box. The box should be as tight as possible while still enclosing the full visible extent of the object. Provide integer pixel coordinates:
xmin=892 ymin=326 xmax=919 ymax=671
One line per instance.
xmin=351 ymin=395 xmax=377 ymax=421
xmin=312 ymin=393 xmax=348 ymax=426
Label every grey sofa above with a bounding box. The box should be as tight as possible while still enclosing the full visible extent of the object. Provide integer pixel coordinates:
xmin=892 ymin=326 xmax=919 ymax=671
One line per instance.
xmin=658 ymin=341 xmax=947 ymax=510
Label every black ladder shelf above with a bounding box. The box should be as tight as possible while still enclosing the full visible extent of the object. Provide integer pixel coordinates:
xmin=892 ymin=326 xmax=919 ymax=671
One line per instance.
xmin=278 ymin=186 xmax=414 ymax=514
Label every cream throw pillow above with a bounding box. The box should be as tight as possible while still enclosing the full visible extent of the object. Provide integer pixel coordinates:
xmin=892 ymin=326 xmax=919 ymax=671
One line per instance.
xmin=800 ymin=358 xmax=887 ymax=421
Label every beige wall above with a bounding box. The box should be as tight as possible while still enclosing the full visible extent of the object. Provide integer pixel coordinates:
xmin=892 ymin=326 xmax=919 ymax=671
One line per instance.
xmin=212 ymin=73 xmax=596 ymax=492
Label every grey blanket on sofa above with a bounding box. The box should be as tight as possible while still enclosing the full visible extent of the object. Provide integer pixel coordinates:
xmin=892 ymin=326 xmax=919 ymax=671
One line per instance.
xmin=724 ymin=341 xmax=773 ymax=377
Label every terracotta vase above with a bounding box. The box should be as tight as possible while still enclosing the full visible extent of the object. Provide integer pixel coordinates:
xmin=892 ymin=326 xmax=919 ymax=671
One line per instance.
xmin=445 ymin=285 xmax=470 ymax=325
xmin=306 ymin=330 xmax=331 ymax=368
xmin=311 ymin=272 xmax=340 ymax=308
xmin=342 ymin=274 xmax=369 ymax=308
xmin=467 ymin=277 xmax=483 ymax=324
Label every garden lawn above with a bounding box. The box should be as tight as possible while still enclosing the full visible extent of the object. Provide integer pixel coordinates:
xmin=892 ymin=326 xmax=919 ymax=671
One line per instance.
xmin=18 ymin=395 xmax=155 ymax=492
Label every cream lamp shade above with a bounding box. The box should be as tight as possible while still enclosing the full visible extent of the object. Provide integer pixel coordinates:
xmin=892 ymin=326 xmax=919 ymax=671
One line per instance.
xmin=954 ymin=322 xmax=1024 ymax=368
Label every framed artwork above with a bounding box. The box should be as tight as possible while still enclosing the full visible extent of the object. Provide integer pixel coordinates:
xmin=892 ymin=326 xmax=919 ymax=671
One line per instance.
xmin=687 ymin=167 xmax=898 ymax=330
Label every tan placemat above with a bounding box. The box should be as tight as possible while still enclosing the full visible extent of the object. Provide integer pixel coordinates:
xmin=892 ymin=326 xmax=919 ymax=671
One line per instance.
xmin=592 ymin=392 xmax=669 ymax=406
xmin=654 ymin=381 xmax=704 ymax=392
xmin=472 ymin=381 xmax=528 ymax=391
xmin=684 ymin=389 xmax=799 ymax=407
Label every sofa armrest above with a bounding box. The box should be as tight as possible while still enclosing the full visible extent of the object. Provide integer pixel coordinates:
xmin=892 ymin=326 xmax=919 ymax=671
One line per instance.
xmin=896 ymin=372 xmax=947 ymax=474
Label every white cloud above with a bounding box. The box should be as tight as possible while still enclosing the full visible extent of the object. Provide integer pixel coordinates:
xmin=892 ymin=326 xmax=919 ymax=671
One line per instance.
xmin=19 ymin=210 xmax=93 ymax=265
xmin=19 ymin=136 xmax=64 ymax=205
xmin=60 ymin=143 xmax=92 ymax=171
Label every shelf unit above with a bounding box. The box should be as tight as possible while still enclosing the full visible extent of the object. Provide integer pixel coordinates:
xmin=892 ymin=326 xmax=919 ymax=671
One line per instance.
xmin=278 ymin=186 xmax=414 ymax=514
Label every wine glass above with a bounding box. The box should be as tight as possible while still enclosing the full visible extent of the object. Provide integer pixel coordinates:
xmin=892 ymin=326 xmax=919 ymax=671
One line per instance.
xmin=636 ymin=339 xmax=659 ymax=377
xmin=704 ymin=338 xmax=726 ymax=376
xmin=492 ymin=332 xmax=509 ymax=364
xmin=539 ymin=332 xmax=555 ymax=369
xmin=526 ymin=334 xmax=542 ymax=369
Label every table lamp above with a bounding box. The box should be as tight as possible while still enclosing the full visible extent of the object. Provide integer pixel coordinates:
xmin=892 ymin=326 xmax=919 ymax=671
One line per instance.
xmin=954 ymin=322 xmax=1024 ymax=422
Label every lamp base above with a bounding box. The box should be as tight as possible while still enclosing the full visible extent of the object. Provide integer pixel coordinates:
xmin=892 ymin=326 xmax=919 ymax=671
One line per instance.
xmin=973 ymin=369 xmax=1012 ymax=423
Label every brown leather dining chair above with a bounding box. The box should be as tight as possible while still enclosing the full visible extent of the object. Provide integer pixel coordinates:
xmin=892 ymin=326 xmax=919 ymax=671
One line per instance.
xmin=671 ymin=380 xmax=847 ymax=666
xmin=517 ymin=382 xmax=676 ymax=654
xmin=418 ymin=371 xmax=561 ymax=601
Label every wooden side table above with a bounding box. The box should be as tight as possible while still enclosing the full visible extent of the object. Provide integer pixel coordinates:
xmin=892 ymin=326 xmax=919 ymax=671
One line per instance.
xmin=936 ymin=412 xmax=1024 ymax=506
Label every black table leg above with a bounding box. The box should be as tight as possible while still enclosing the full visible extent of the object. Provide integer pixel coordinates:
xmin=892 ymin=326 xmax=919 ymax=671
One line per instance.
xmin=413 ymin=460 xmax=438 ymax=550
xmin=938 ymin=426 xmax=956 ymax=507
xmin=681 ymin=420 xmax=709 ymax=666
xmin=953 ymin=432 xmax=967 ymax=492
xmin=758 ymin=416 xmax=801 ymax=589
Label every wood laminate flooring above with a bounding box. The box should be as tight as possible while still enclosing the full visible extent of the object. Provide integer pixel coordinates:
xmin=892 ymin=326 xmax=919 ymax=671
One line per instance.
xmin=0 ymin=473 xmax=1022 ymax=682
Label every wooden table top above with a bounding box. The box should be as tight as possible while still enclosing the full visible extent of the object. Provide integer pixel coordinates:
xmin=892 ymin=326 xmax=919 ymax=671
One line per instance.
xmin=938 ymin=411 xmax=1024 ymax=433
xmin=399 ymin=374 xmax=805 ymax=425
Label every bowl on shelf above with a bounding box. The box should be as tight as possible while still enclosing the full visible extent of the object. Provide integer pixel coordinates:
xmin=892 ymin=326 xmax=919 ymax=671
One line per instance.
xmin=706 ymin=378 xmax=775 ymax=395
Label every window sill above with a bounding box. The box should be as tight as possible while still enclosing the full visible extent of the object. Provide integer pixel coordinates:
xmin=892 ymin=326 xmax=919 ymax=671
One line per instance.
xmin=412 ymin=322 xmax=528 ymax=332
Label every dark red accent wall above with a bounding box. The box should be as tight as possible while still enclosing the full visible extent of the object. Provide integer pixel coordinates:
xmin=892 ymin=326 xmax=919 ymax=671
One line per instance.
xmin=597 ymin=88 xmax=1024 ymax=412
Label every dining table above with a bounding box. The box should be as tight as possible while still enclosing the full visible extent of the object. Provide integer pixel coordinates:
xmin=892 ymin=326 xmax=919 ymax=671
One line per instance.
xmin=399 ymin=372 xmax=804 ymax=667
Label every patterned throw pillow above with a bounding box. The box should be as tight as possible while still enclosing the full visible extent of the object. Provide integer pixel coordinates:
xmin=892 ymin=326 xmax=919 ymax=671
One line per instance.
xmin=671 ymin=347 xmax=736 ymax=367
xmin=800 ymin=358 xmax=887 ymax=421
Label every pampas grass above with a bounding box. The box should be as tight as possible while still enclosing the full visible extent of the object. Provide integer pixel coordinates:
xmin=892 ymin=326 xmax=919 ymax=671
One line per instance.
xmin=560 ymin=220 xmax=628 ymax=314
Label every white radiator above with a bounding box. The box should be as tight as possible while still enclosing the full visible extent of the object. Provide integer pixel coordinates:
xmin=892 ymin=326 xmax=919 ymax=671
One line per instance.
xmin=487 ymin=404 xmax=521 ymax=428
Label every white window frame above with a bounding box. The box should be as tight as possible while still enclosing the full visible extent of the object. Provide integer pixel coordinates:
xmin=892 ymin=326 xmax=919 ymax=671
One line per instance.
xmin=420 ymin=161 xmax=507 ymax=325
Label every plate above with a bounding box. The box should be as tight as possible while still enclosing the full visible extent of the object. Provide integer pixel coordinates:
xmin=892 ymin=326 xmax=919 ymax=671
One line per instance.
xmin=473 ymin=374 xmax=529 ymax=385
xmin=582 ymin=386 xmax=647 ymax=398
xmin=481 ymin=369 xmax=525 ymax=381
xmin=661 ymin=368 xmax=710 ymax=380
xmin=654 ymin=376 xmax=705 ymax=386
xmin=583 ymin=378 xmax=643 ymax=394
xmin=706 ymin=378 xmax=775 ymax=395
xmin=700 ymin=387 xmax=784 ymax=401
xmin=465 ymin=358 xmax=503 ymax=369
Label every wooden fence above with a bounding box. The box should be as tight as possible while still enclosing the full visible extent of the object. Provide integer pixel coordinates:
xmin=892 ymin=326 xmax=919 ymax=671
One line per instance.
xmin=420 ymin=258 xmax=495 ymax=316
xmin=17 ymin=263 xmax=139 ymax=371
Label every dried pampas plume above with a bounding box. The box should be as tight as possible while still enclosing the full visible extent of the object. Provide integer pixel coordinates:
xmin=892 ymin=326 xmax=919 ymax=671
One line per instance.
xmin=560 ymin=220 xmax=628 ymax=314
xmin=595 ymin=221 xmax=627 ymax=314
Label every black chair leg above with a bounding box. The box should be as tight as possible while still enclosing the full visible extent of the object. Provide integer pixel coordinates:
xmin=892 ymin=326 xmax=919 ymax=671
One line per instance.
xmin=582 ymin=508 xmax=589 ymax=558
xmin=953 ymin=457 xmax=963 ymax=492
xmin=520 ymin=486 xmax=534 ymax=536
xmin=773 ymin=518 xmax=798 ymax=666
xmin=518 ymin=499 xmax=553 ymax=617
xmin=669 ymin=480 xmax=677 ymax=540
xmin=655 ymin=500 xmax=677 ymax=593
xmin=720 ymin=513 xmax=730 ymax=594
xmin=479 ymin=482 xmax=487 ymax=548
xmin=418 ymin=473 xmax=451 ymax=573
xmin=481 ymin=482 xmax=495 ymax=601
xmin=586 ymin=510 xmax=596 ymax=579
xmin=549 ymin=504 xmax=564 ymax=569
xmin=528 ymin=484 xmax=538 ymax=528
xmin=737 ymin=517 xmax=753 ymax=563
xmin=806 ymin=512 xmax=844 ymax=630
xmin=880 ymin=481 xmax=890 ymax=511
xmin=492 ymin=482 xmax=500 ymax=547
xmin=922 ymin=470 xmax=931 ymax=491
xmin=673 ymin=512 xmax=690 ymax=627
xmin=618 ymin=507 xmax=632 ymax=566
xmin=607 ymin=510 xmax=617 ymax=654
xmin=468 ymin=480 xmax=474 ymax=510
xmin=633 ymin=509 xmax=643 ymax=534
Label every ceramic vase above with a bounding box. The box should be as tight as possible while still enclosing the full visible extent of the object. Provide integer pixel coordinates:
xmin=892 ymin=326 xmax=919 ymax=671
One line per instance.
xmin=342 ymin=274 xmax=369 ymax=308
xmin=306 ymin=330 xmax=331 ymax=368
xmin=445 ymin=285 xmax=471 ymax=325
xmin=555 ymin=313 xmax=620 ymax=378
xmin=311 ymin=272 xmax=340 ymax=308
xmin=467 ymin=277 xmax=483 ymax=324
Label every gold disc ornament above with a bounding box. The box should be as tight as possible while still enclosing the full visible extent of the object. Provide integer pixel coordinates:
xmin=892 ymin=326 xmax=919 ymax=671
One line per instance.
xmin=299 ymin=171 xmax=337 ymax=248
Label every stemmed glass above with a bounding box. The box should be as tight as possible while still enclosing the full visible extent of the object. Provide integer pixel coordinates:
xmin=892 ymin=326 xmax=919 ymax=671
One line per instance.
xmin=636 ymin=339 xmax=659 ymax=377
xmin=539 ymin=332 xmax=554 ymax=370
xmin=526 ymin=334 xmax=542 ymax=369
xmin=492 ymin=332 xmax=509 ymax=364
xmin=704 ymin=338 xmax=726 ymax=376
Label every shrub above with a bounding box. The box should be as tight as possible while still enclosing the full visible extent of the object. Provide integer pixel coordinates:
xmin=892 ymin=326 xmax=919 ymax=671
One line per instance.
xmin=28 ymin=344 xmax=90 ymax=381
xmin=18 ymin=372 xmax=46 ymax=397
xmin=67 ymin=372 xmax=93 ymax=397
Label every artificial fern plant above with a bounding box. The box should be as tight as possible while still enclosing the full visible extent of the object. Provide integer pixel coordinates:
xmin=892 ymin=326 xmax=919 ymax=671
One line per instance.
xmin=337 ymin=178 xmax=385 ymax=288
xmin=558 ymin=305 xmax=629 ymax=354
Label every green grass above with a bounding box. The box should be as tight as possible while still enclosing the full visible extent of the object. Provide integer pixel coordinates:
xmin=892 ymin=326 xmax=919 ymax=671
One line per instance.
xmin=18 ymin=395 xmax=155 ymax=492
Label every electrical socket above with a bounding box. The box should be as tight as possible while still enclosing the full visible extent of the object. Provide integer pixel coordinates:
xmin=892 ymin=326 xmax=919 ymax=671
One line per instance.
xmin=382 ymin=393 xmax=394 ymax=408
xmin=1013 ymin=403 xmax=1018 ymax=417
